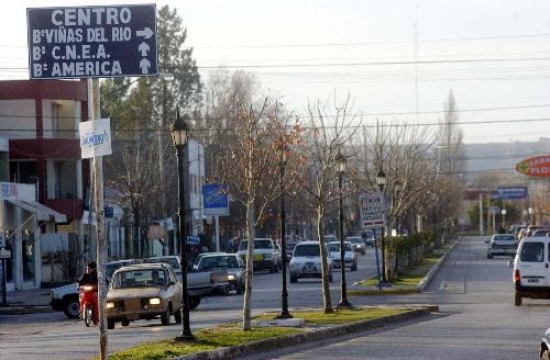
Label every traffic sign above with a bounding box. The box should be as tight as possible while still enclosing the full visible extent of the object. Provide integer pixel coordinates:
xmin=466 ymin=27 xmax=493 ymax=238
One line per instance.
xmin=203 ymin=184 xmax=229 ymax=216
xmin=27 ymin=4 xmax=157 ymax=79
xmin=359 ymin=192 xmax=386 ymax=229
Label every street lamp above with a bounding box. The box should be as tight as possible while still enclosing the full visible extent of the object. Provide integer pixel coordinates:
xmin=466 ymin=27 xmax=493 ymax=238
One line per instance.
xmin=501 ymin=208 xmax=507 ymax=231
xmin=375 ymin=169 xmax=387 ymax=283
xmin=336 ymin=151 xmax=352 ymax=308
xmin=277 ymin=145 xmax=292 ymax=319
xmin=172 ymin=108 xmax=194 ymax=341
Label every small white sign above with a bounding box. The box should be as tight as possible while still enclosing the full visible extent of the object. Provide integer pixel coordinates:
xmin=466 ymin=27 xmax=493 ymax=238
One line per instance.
xmin=79 ymin=118 xmax=112 ymax=158
xmin=360 ymin=191 xmax=386 ymax=229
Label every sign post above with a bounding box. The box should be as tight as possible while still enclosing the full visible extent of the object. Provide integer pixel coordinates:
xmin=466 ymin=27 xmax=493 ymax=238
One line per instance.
xmin=360 ymin=192 xmax=386 ymax=289
xmin=27 ymin=5 xmax=157 ymax=359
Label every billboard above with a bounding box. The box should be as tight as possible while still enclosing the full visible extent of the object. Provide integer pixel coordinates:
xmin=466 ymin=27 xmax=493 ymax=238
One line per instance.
xmin=515 ymin=155 xmax=550 ymax=178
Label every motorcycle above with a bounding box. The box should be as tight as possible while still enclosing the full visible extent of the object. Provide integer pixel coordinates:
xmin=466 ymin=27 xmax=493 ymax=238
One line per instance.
xmin=79 ymin=284 xmax=98 ymax=327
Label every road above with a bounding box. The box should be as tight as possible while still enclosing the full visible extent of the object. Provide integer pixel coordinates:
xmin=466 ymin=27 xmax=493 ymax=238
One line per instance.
xmin=0 ymin=246 xmax=379 ymax=360
xmin=241 ymin=236 xmax=550 ymax=360
xmin=4 ymin=237 xmax=546 ymax=360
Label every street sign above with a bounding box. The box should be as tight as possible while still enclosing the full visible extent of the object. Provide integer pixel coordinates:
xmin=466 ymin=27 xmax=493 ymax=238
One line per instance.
xmin=203 ymin=184 xmax=229 ymax=216
xmin=27 ymin=4 xmax=157 ymax=79
xmin=493 ymin=186 xmax=528 ymax=200
xmin=359 ymin=192 xmax=386 ymax=229
xmin=0 ymin=248 xmax=11 ymax=259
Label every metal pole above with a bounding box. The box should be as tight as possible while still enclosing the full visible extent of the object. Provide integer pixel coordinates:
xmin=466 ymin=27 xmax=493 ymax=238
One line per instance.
xmin=338 ymin=172 xmax=351 ymax=307
xmin=277 ymin=160 xmax=292 ymax=318
xmin=175 ymin=143 xmax=194 ymax=341
xmin=1 ymin=259 xmax=7 ymax=306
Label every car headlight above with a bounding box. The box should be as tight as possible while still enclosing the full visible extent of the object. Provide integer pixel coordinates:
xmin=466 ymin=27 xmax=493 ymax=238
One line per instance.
xmin=106 ymin=302 xmax=115 ymax=309
xmin=149 ymin=297 xmax=162 ymax=305
xmin=227 ymin=274 xmax=235 ymax=281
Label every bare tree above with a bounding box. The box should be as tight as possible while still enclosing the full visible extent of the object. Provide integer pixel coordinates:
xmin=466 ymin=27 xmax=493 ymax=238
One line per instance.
xmin=294 ymin=95 xmax=359 ymax=314
xmin=211 ymin=98 xmax=290 ymax=330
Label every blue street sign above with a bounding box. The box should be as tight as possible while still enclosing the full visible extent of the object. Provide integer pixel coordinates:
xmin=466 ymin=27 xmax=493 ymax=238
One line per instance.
xmin=493 ymin=186 xmax=528 ymax=200
xmin=203 ymin=184 xmax=229 ymax=216
xmin=27 ymin=5 xmax=157 ymax=79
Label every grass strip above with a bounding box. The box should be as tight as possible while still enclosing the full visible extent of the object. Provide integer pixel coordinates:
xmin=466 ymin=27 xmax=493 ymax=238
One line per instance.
xmin=105 ymin=306 xmax=409 ymax=360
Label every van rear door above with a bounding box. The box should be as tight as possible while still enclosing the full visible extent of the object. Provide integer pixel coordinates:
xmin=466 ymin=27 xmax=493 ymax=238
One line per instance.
xmin=517 ymin=239 xmax=548 ymax=287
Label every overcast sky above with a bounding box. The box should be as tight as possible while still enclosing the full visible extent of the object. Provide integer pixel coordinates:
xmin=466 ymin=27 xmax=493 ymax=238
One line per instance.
xmin=3 ymin=0 xmax=550 ymax=144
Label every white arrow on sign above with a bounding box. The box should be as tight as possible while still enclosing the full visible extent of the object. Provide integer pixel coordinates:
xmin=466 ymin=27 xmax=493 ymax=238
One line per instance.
xmin=136 ymin=27 xmax=154 ymax=39
xmin=140 ymin=58 xmax=151 ymax=73
xmin=138 ymin=42 xmax=150 ymax=56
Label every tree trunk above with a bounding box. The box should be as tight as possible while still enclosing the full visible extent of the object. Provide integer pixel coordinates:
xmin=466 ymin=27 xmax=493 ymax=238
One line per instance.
xmin=242 ymin=201 xmax=255 ymax=330
xmin=317 ymin=208 xmax=333 ymax=314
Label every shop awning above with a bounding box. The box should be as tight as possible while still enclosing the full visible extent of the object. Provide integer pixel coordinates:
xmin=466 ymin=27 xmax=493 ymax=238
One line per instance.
xmin=4 ymin=199 xmax=67 ymax=223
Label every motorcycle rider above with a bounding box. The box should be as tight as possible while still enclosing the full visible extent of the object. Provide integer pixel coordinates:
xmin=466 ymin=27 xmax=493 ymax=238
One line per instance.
xmin=78 ymin=261 xmax=98 ymax=325
xmin=79 ymin=261 xmax=98 ymax=287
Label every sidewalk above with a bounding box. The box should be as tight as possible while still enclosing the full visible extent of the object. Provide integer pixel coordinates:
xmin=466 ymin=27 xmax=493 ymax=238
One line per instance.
xmin=0 ymin=286 xmax=53 ymax=315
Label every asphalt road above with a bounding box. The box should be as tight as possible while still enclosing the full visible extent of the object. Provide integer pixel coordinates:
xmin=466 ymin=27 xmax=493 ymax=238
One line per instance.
xmin=240 ymin=236 xmax=550 ymax=360
xmin=0 ymin=246 xmax=379 ymax=360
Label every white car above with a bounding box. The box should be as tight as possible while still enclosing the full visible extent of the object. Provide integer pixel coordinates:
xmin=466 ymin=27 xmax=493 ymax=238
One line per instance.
xmin=328 ymin=241 xmax=358 ymax=271
xmin=289 ymin=241 xmax=332 ymax=283
xmin=237 ymin=238 xmax=280 ymax=273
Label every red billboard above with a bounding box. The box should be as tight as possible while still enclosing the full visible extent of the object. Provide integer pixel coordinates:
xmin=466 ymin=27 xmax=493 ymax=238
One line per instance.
xmin=515 ymin=155 xmax=550 ymax=177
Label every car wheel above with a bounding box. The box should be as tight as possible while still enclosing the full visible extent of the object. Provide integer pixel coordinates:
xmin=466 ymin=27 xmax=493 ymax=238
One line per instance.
xmin=351 ymin=262 xmax=357 ymax=271
xmin=188 ymin=296 xmax=201 ymax=310
xmin=290 ymin=276 xmax=297 ymax=283
xmin=121 ymin=318 xmax=130 ymax=327
xmin=107 ymin=319 xmax=115 ymax=330
xmin=174 ymin=309 xmax=182 ymax=324
xmin=236 ymin=282 xmax=244 ymax=295
xmin=161 ymin=304 xmax=171 ymax=325
xmin=328 ymin=272 xmax=333 ymax=282
xmin=515 ymin=293 xmax=522 ymax=306
xmin=487 ymin=254 xmax=493 ymax=259
xmin=63 ymin=296 xmax=80 ymax=319
xmin=541 ymin=349 xmax=550 ymax=360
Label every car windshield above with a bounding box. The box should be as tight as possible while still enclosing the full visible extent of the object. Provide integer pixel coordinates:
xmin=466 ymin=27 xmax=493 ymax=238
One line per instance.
xmin=143 ymin=257 xmax=180 ymax=270
xmin=328 ymin=243 xmax=340 ymax=252
xmin=492 ymin=235 xmax=515 ymax=242
xmin=112 ymin=269 xmax=168 ymax=288
xmin=347 ymin=238 xmax=362 ymax=244
xmin=198 ymin=255 xmax=240 ymax=270
xmin=294 ymin=244 xmax=320 ymax=257
xmin=238 ymin=239 xmax=273 ymax=250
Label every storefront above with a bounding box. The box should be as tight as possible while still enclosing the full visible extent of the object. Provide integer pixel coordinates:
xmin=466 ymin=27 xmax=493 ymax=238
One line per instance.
xmin=0 ymin=182 xmax=66 ymax=291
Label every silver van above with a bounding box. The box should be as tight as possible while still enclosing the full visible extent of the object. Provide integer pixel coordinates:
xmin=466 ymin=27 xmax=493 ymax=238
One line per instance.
xmin=511 ymin=237 xmax=550 ymax=306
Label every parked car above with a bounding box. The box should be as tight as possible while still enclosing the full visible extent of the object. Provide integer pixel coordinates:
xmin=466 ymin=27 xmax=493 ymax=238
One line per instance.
xmin=327 ymin=241 xmax=358 ymax=271
xmin=289 ymin=240 xmax=332 ymax=283
xmin=50 ymin=258 xmax=142 ymax=319
xmin=193 ymin=253 xmax=245 ymax=295
xmin=323 ymin=234 xmax=338 ymax=243
xmin=237 ymin=238 xmax=280 ymax=273
xmin=511 ymin=236 xmax=550 ymax=306
xmin=531 ymin=229 xmax=550 ymax=237
xmin=361 ymin=231 xmax=376 ymax=247
xmin=540 ymin=327 xmax=550 ymax=360
xmin=486 ymin=234 xmax=518 ymax=259
xmin=106 ymin=263 xmax=183 ymax=329
xmin=345 ymin=236 xmax=366 ymax=255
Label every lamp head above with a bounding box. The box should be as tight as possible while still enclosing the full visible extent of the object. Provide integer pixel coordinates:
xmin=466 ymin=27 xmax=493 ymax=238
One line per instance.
xmin=171 ymin=107 xmax=189 ymax=147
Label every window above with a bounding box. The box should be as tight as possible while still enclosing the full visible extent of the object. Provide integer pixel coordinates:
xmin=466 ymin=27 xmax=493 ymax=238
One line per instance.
xmin=520 ymin=242 xmax=544 ymax=262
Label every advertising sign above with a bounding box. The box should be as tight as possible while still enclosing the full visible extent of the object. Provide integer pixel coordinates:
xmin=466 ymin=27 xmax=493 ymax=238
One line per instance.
xmin=27 ymin=4 xmax=157 ymax=79
xmin=359 ymin=192 xmax=386 ymax=229
xmin=515 ymin=155 xmax=550 ymax=178
xmin=79 ymin=118 xmax=112 ymax=158
xmin=203 ymin=184 xmax=229 ymax=216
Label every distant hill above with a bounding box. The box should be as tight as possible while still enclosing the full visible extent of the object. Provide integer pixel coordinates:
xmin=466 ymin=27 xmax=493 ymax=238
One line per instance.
xmin=462 ymin=138 xmax=550 ymax=181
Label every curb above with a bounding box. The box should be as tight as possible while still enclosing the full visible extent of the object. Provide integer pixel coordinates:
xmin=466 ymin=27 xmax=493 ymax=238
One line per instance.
xmin=0 ymin=305 xmax=53 ymax=315
xmin=348 ymin=241 xmax=457 ymax=296
xmin=174 ymin=306 xmax=438 ymax=360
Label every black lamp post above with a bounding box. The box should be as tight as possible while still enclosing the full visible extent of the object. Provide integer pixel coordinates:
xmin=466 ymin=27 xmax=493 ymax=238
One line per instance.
xmin=375 ymin=169 xmax=387 ymax=283
xmin=172 ymin=108 xmax=194 ymax=341
xmin=277 ymin=146 xmax=292 ymax=319
xmin=336 ymin=151 xmax=352 ymax=308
